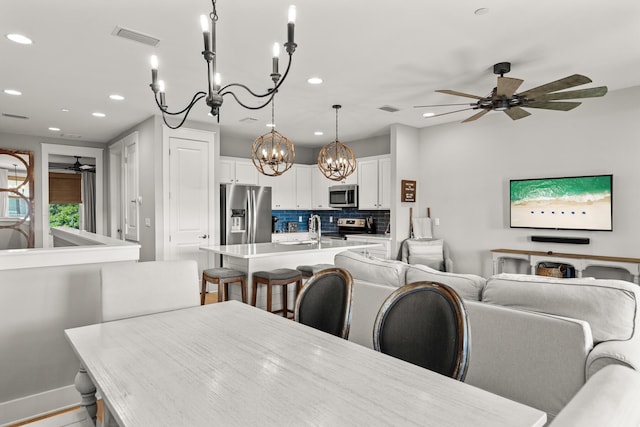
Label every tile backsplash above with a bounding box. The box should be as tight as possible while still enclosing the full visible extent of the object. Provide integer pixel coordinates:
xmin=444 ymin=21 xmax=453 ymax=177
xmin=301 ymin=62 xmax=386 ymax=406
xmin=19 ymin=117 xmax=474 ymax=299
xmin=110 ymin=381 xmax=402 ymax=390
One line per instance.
xmin=272 ymin=209 xmax=390 ymax=234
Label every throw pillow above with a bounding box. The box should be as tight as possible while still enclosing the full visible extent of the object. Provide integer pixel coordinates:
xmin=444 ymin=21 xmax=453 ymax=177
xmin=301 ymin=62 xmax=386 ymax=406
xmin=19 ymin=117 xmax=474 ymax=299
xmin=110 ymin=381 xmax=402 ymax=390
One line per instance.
xmin=406 ymin=239 xmax=444 ymax=270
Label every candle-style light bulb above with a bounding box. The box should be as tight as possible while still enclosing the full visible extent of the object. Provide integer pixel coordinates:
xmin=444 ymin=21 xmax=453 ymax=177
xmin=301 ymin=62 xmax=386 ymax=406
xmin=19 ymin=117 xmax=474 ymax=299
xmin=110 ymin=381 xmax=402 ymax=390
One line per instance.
xmin=272 ymin=42 xmax=280 ymax=75
xmin=200 ymin=15 xmax=211 ymax=53
xmin=150 ymin=55 xmax=159 ymax=92
xmin=158 ymin=80 xmax=166 ymax=107
xmin=287 ymin=5 xmax=296 ymax=47
xmin=214 ymin=72 xmax=221 ymax=91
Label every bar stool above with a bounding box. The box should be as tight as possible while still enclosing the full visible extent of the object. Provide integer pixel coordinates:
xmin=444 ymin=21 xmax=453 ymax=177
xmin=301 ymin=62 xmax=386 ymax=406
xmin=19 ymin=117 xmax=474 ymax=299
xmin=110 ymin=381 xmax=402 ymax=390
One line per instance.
xmin=201 ymin=268 xmax=247 ymax=305
xmin=252 ymin=268 xmax=303 ymax=317
xmin=296 ymin=263 xmax=335 ymax=279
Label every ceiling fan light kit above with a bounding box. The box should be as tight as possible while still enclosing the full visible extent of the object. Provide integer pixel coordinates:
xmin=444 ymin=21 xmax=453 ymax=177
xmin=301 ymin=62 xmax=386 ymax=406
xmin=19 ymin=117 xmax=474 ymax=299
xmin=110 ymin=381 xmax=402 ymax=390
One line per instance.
xmin=416 ymin=62 xmax=608 ymax=123
xmin=149 ymin=0 xmax=298 ymax=129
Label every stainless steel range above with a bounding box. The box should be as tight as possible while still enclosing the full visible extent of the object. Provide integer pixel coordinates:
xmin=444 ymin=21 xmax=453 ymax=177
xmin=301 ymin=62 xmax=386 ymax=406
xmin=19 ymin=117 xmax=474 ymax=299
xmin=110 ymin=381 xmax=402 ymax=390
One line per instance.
xmin=324 ymin=218 xmax=369 ymax=240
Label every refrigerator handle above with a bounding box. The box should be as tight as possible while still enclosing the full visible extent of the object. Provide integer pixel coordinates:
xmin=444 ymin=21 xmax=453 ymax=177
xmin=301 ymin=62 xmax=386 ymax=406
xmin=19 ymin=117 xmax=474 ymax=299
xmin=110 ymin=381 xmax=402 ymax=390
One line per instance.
xmin=247 ymin=188 xmax=253 ymax=243
xmin=250 ymin=189 xmax=257 ymax=243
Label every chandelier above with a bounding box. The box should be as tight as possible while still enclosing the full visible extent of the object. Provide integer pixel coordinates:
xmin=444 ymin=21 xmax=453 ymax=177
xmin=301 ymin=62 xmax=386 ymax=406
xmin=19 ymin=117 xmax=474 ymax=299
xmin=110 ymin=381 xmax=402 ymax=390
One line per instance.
xmin=317 ymin=105 xmax=356 ymax=182
xmin=251 ymin=87 xmax=294 ymax=176
xmin=149 ymin=0 xmax=297 ymax=129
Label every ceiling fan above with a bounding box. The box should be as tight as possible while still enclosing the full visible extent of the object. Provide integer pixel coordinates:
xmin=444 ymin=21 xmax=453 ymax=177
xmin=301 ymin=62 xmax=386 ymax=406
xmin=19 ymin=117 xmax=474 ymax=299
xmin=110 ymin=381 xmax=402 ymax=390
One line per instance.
xmin=414 ymin=62 xmax=608 ymax=123
xmin=66 ymin=156 xmax=95 ymax=173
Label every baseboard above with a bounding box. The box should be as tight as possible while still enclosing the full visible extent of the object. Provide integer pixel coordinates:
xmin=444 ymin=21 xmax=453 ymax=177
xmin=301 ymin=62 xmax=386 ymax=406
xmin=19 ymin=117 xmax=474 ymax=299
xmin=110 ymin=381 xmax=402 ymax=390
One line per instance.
xmin=0 ymin=384 xmax=79 ymax=427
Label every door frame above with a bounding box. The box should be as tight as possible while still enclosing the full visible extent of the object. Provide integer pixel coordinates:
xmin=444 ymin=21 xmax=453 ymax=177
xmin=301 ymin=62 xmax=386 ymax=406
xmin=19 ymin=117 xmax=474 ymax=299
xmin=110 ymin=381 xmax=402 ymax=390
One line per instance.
xmin=40 ymin=143 xmax=104 ymax=247
xmin=159 ymin=126 xmax=219 ymax=261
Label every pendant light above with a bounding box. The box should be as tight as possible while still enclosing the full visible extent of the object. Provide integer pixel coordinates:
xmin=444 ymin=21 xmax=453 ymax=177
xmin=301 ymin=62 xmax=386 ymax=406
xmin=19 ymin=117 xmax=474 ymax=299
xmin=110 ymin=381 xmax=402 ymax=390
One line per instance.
xmin=317 ymin=105 xmax=356 ymax=182
xmin=251 ymin=87 xmax=295 ymax=176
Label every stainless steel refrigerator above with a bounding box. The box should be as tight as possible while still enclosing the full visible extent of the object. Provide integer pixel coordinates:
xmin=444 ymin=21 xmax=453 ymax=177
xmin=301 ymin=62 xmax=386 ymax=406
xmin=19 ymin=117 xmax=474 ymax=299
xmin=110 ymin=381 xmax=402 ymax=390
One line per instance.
xmin=220 ymin=184 xmax=272 ymax=245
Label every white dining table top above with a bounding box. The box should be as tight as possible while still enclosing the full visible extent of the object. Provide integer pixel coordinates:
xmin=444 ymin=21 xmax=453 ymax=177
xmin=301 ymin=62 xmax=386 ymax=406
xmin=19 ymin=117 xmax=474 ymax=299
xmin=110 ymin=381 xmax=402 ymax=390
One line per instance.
xmin=64 ymin=301 xmax=546 ymax=427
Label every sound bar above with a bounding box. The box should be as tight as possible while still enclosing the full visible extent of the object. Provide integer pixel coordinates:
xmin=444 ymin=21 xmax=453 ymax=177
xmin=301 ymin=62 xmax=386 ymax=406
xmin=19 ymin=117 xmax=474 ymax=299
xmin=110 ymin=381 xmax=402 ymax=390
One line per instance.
xmin=531 ymin=236 xmax=590 ymax=245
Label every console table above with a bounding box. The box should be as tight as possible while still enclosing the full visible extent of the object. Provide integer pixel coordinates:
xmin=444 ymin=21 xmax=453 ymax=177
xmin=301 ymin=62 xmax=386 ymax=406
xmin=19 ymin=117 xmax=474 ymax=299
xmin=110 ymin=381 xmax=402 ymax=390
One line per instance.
xmin=491 ymin=248 xmax=640 ymax=284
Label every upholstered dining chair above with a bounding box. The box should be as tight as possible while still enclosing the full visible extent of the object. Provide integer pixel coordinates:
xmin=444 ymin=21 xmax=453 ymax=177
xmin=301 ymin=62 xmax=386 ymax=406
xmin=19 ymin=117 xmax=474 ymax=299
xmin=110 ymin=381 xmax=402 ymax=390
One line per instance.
xmin=294 ymin=267 xmax=354 ymax=339
xmin=373 ymin=281 xmax=470 ymax=381
xmin=100 ymin=260 xmax=200 ymax=322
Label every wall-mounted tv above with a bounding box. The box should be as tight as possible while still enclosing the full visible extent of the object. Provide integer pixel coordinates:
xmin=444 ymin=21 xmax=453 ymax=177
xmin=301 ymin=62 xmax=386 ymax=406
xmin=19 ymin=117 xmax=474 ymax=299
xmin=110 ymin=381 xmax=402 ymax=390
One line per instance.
xmin=510 ymin=174 xmax=613 ymax=231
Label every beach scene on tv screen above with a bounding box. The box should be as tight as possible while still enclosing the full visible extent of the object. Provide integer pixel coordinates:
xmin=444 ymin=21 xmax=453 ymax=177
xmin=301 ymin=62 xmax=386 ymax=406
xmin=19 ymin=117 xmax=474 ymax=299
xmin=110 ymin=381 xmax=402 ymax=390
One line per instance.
xmin=510 ymin=175 xmax=612 ymax=230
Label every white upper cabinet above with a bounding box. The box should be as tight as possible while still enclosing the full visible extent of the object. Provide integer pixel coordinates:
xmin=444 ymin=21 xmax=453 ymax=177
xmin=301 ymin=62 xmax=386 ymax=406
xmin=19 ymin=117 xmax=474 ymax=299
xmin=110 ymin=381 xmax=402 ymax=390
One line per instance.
xmin=259 ymin=167 xmax=295 ymax=209
xmin=219 ymin=157 xmax=258 ymax=185
xmin=357 ymin=156 xmax=390 ymax=210
xmin=312 ymin=169 xmax=333 ymax=209
xmin=295 ymin=165 xmax=312 ymax=209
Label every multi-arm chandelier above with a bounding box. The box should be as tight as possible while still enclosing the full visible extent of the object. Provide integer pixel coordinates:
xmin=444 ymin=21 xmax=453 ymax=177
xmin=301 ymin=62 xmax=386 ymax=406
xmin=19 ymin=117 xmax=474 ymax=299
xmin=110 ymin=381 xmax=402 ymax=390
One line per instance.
xmin=251 ymin=87 xmax=295 ymax=176
xmin=317 ymin=105 xmax=356 ymax=182
xmin=149 ymin=0 xmax=297 ymax=129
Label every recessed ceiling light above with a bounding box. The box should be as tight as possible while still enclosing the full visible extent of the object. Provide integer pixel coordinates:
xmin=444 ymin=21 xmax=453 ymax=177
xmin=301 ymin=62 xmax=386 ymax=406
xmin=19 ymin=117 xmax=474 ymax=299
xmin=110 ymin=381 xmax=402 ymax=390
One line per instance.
xmin=423 ymin=112 xmax=435 ymax=118
xmin=92 ymin=112 xmax=106 ymax=118
xmin=307 ymin=77 xmax=323 ymax=85
xmin=3 ymin=89 xmax=22 ymax=96
xmin=61 ymin=108 xmax=70 ymax=112
xmin=48 ymin=127 xmax=61 ymax=131
xmin=314 ymin=131 xmax=324 ymax=136
xmin=266 ymin=123 xmax=276 ymax=128
xmin=474 ymin=8 xmax=489 ymax=15
xmin=6 ymin=33 xmax=33 ymax=44
xmin=109 ymin=94 xmax=125 ymax=101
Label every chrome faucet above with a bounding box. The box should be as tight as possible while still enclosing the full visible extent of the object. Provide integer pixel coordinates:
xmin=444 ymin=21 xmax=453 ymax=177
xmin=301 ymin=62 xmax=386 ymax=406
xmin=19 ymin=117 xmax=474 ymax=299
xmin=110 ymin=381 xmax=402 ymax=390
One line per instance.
xmin=309 ymin=215 xmax=321 ymax=241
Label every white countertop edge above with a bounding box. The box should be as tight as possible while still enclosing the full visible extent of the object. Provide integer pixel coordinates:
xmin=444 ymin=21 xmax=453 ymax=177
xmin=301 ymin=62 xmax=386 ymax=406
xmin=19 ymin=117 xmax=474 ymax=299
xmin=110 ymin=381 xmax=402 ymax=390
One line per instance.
xmin=201 ymin=241 xmax=382 ymax=259
xmin=0 ymin=227 xmax=140 ymax=271
xmin=344 ymin=234 xmax=392 ymax=241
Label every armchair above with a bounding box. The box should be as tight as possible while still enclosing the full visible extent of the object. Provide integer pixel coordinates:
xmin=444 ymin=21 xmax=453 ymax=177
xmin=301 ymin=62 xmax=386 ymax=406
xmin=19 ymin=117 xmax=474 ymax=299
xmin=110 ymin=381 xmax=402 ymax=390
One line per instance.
xmin=400 ymin=238 xmax=453 ymax=272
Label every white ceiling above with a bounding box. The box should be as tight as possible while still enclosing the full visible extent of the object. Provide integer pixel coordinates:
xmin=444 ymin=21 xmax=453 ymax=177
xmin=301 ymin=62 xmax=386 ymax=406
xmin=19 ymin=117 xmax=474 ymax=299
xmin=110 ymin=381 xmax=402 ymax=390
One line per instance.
xmin=1 ymin=0 xmax=639 ymax=147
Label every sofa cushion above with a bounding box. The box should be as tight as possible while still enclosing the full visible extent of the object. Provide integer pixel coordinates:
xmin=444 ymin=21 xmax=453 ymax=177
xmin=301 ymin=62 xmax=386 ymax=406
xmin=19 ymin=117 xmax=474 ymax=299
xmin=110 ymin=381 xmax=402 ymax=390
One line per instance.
xmin=405 ymin=239 xmax=444 ymax=270
xmin=405 ymin=264 xmax=485 ymax=301
xmin=334 ymin=251 xmax=407 ymax=287
xmin=483 ymin=273 xmax=638 ymax=343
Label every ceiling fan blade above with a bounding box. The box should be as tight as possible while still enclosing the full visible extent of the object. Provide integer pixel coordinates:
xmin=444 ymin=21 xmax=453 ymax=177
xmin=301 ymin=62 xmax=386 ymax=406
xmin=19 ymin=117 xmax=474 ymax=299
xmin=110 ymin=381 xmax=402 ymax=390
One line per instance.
xmin=519 ymin=74 xmax=592 ymax=98
xmin=533 ymin=86 xmax=608 ymax=101
xmin=414 ymin=103 xmax=475 ymax=108
xmin=525 ymin=101 xmax=582 ymax=111
xmin=462 ymin=109 xmax=489 ymax=123
xmin=504 ymin=107 xmax=531 ymax=120
xmin=436 ymin=89 xmax=483 ymax=100
xmin=496 ymin=77 xmax=524 ymax=97
xmin=423 ymin=107 xmax=477 ymax=118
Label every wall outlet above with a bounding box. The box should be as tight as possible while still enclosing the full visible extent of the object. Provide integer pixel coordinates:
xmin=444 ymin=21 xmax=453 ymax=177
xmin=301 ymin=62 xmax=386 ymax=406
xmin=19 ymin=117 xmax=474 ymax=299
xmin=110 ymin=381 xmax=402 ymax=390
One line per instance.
xmin=298 ymin=216 xmax=302 ymax=222
xmin=329 ymin=216 xmax=333 ymax=223
xmin=434 ymin=218 xmax=440 ymax=226
xmin=145 ymin=218 xmax=151 ymax=227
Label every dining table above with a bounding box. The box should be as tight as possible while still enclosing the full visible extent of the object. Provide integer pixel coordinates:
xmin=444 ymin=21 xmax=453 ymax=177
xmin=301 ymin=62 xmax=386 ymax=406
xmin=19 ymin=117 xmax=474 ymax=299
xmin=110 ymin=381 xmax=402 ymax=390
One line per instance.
xmin=64 ymin=301 xmax=547 ymax=427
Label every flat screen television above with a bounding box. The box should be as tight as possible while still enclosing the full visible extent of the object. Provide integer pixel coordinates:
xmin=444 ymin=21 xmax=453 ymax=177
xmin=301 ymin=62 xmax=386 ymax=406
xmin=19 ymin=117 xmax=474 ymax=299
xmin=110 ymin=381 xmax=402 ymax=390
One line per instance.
xmin=510 ymin=174 xmax=613 ymax=231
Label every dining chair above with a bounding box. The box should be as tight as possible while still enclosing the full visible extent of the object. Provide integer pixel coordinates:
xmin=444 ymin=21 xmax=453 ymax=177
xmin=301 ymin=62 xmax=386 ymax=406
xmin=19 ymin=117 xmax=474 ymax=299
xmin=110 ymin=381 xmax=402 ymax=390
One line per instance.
xmin=373 ymin=281 xmax=470 ymax=381
xmin=100 ymin=260 xmax=200 ymax=322
xmin=294 ymin=267 xmax=354 ymax=339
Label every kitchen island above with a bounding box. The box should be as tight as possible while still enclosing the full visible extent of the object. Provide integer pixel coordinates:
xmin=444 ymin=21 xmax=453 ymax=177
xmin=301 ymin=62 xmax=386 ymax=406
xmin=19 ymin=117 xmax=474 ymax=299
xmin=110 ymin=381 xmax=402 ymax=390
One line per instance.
xmin=201 ymin=239 xmax=381 ymax=310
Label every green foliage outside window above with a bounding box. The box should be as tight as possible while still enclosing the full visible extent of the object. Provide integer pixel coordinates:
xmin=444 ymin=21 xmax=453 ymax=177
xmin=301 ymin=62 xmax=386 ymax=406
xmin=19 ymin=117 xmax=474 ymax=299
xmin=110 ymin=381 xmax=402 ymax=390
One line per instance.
xmin=49 ymin=204 xmax=79 ymax=229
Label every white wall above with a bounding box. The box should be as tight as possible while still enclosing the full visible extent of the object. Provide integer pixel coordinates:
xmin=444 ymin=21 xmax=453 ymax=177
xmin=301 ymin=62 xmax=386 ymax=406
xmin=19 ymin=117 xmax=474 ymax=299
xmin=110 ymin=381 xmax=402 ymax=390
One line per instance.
xmin=417 ymin=86 xmax=640 ymax=277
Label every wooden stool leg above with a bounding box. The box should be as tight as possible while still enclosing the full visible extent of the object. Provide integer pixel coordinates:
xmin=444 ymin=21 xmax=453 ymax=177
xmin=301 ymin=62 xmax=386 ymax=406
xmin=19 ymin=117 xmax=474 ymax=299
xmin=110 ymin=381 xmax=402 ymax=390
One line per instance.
xmin=240 ymin=278 xmax=247 ymax=303
xmin=266 ymin=282 xmax=273 ymax=313
xmin=281 ymin=283 xmax=288 ymax=318
xmin=220 ymin=280 xmax=227 ymax=303
xmin=251 ymin=280 xmax=258 ymax=306
xmin=200 ymin=276 xmax=207 ymax=306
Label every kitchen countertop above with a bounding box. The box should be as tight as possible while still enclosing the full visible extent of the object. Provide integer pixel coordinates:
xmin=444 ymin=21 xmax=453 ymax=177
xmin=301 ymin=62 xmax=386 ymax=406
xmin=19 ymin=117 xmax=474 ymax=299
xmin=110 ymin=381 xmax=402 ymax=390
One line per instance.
xmin=200 ymin=239 xmax=381 ymax=259
xmin=345 ymin=233 xmax=392 ymax=241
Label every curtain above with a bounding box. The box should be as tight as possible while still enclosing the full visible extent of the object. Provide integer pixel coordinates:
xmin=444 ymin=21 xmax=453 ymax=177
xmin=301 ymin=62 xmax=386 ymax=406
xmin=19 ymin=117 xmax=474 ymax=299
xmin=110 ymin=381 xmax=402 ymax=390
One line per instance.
xmin=82 ymin=171 xmax=96 ymax=232
xmin=0 ymin=168 xmax=7 ymax=217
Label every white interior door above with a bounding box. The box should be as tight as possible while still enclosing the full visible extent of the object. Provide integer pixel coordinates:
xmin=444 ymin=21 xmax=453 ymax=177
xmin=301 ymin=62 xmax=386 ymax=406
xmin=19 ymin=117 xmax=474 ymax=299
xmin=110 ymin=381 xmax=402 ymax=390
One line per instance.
xmin=168 ymin=136 xmax=210 ymax=265
xmin=123 ymin=133 xmax=139 ymax=241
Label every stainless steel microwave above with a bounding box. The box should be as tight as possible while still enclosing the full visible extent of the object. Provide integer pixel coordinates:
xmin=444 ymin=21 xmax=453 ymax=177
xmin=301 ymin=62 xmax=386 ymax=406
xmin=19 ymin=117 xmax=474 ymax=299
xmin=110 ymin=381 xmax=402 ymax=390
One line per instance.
xmin=329 ymin=184 xmax=358 ymax=208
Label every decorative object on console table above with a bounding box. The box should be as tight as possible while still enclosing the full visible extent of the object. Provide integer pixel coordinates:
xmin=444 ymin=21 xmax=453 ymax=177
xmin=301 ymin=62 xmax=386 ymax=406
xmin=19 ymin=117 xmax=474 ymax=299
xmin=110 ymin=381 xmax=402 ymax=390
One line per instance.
xmin=401 ymin=180 xmax=416 ymax=202
xmin=148 ymin=1 xmax=298 ymax=128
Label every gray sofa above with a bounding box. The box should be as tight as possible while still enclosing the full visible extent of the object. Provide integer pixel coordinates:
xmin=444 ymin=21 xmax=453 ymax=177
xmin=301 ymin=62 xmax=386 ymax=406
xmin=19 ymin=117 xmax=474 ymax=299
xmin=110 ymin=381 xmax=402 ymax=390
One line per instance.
xmin=333 ymin=250 xmax=640 ymax=422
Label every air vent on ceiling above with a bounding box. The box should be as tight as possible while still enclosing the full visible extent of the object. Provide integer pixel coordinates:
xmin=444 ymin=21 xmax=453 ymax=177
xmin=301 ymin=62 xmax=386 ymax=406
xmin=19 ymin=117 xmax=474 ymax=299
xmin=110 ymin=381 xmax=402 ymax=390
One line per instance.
xmin=60 ymin=133 xmax=83 ymax=139
xmin=112 ymin=26 xmax=160 ymax=47
xmin=239 ymin=117 xmax=259 ymax=123
xmin=2 ymin=113 xmax=29 ymax=119
xmin=378 ymin=105 xmax=400 ymax=113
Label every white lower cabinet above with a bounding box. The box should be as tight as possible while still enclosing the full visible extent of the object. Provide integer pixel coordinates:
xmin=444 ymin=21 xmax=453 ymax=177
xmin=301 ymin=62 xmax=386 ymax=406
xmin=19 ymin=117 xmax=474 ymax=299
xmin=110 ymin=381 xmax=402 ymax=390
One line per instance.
xmin=345 ymin=235 xmax=391 ymax=259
